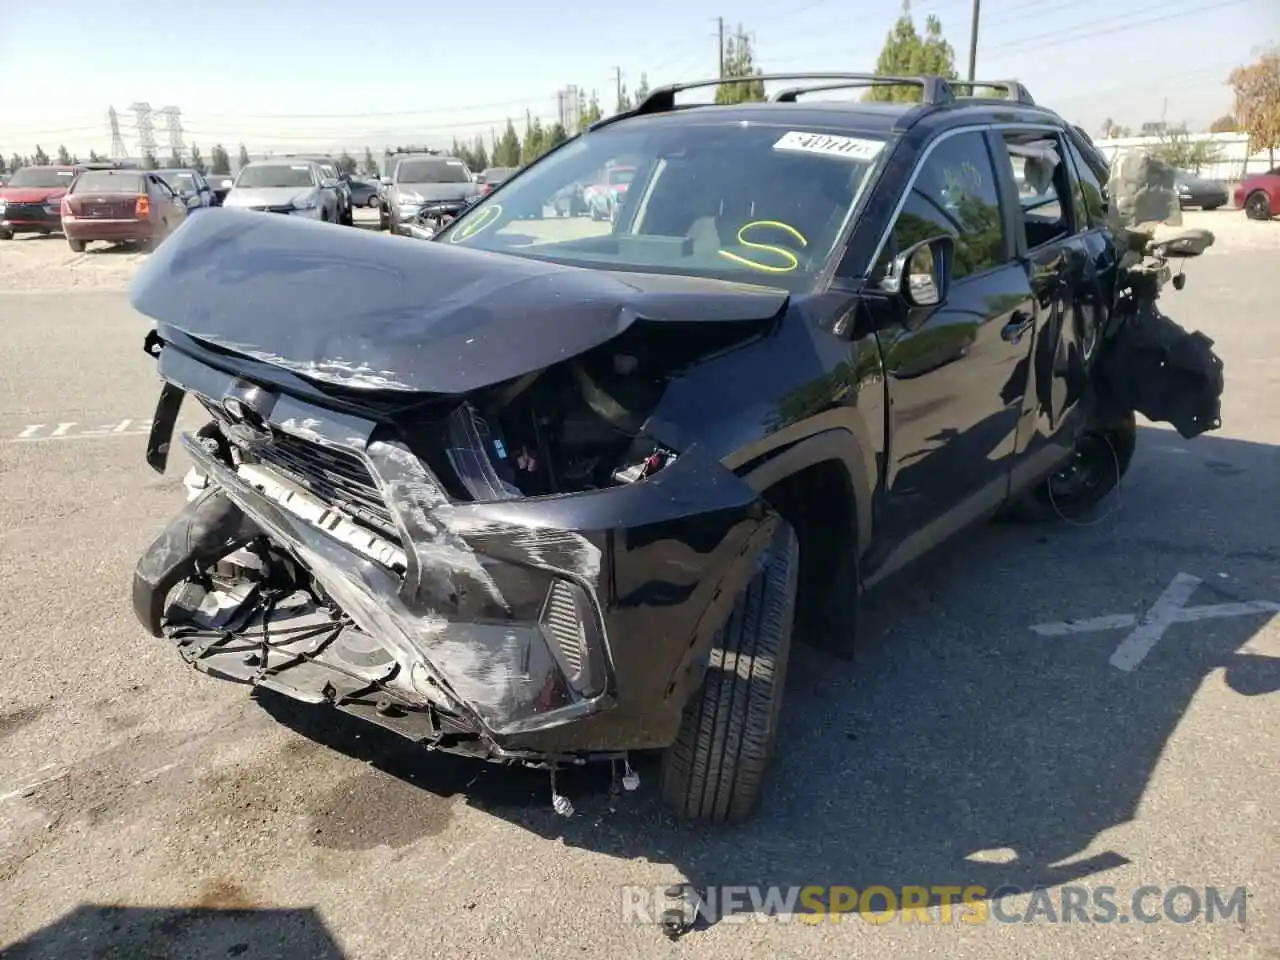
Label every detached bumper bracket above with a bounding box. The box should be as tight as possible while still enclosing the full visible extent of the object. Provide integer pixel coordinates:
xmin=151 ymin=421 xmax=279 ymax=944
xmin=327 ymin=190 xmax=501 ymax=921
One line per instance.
xmin=146 ymin=382 xmax=185 ymax=474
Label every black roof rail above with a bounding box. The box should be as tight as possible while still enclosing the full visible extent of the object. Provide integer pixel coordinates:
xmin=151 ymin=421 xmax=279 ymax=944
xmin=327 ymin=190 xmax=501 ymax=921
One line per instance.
xmin=946 ymin=79 xmax=1035 ymax=105
xmin=631 ymin=72 xmax=956 ymax=117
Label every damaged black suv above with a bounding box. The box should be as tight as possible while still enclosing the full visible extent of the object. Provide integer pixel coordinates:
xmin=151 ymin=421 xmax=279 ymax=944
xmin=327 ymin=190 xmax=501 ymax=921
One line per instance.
xmin=130 ymin=73 xmax=1217 ymax=823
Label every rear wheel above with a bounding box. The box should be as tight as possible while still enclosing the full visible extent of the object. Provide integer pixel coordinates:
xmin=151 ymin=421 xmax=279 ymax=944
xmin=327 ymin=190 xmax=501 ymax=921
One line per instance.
xmin=660 ymin=523 xmax=799 ymax=824
xmin=1245 ymin=191 xmax=1272 ymax=220
xmin=367 ymin=195 xmax=380 ymax=208
xmin=67 ymin=238 xmax=86 ymax=253
xmin=1 ymin=229 xmax=14 ymax=240
xmin=1001 ymin=411 xmax=1137 ymax=522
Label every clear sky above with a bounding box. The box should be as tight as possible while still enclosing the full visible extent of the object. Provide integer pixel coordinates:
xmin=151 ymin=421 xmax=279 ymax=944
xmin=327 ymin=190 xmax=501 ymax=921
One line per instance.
xmin=1 ymin=0 xmax=1274 ymax=160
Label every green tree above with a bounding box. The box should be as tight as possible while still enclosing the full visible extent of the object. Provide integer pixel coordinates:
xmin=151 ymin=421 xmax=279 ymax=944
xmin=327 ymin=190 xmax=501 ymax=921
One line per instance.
xmin=1229 ymin=49 xmax=1280 ymax=169
xmin=0 ymin=155 xmax=6 ymax=174
xmin=209 ymin=144 xmax=231 ymax=175
xmin=521 ymin=112 xmax=545 ymax=164
xmin=56 ymin=145 xmax=72 ymax=165
xmin=1152 ymin=129 xmax=1223 ymax=173
xmin=450 ymin=138 xmax=474 ymax=170
xmin=716 ymin=26 xmax=766 ymax=103
xmin=361 ymin=146 xmax=378 ymax=176
xmin=237 ymin=143 xmax=251 ymax=169
xmin=336 ymin=150 xmax=358 ymax=174
xmin=493 ymin=118 xmax=522 ymax=167
xmin=865 ymin=1 xmax=957 ymax=103
xmin=544 ymin=122 xmax=569 ymax=151
xmin=615 ymin=82 xmax=632 ymax=114
xmin=634 ymin=72 xmax=651 ymax=104
xmin=189 ymin=144 xmax=205 ymax=173
xmin=1209 ymin=114 xmax=1238 ymax=133
xmin=143 ymin=151 xmax=159 ymax=170
xmin=33 ymin=145 xmax=50 ymax=165
xmin=471 ymin=135 xmax=489 ymax=171
xmin=167 ymin=148 xmax=183 ymax=168
xmin=9 ymin=153 xmax=23 ymax=172
xmin=87 ymin=149 xmax=102 ymax=163
xmin=579 ymin=91 xmax=604 ymax=129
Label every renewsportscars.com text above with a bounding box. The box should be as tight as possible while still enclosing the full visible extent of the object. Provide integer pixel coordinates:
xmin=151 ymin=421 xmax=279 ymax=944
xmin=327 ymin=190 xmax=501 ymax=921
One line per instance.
xmin=621 ymin=884 xmax=1248 ymax=926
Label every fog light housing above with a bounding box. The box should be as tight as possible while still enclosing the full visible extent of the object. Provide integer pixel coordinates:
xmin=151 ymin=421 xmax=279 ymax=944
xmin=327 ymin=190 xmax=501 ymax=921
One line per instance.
xmin=539 ymin=579 xmax=606 ymax=698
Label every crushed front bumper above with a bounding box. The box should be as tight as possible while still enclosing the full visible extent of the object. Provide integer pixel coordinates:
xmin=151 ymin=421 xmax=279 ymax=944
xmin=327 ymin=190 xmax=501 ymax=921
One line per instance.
xmin=133 ymin=343 xmax=780 ymax=760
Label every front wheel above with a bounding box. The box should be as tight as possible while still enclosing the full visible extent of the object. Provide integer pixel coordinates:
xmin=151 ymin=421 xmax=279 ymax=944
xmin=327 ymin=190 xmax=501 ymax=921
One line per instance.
xmin=368 ymin=195 xmax=380 ymax=208
xmin=1001 ymin=411 xmax=1137 ymax=523
xmin=660 ymin=523 xmax=799 ymax=824
xmin=68 ymin=238 xmax=86 ymax=253
xmin=1244 ymin=190 xmax=1272 ymax=221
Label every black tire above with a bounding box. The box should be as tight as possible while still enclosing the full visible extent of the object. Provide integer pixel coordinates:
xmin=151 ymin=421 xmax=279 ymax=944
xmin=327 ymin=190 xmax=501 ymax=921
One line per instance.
xmin=341 ymin=205 xmax=354 ymax=226
xmin=1202 ymin=202 xmax=1223 ymax=212
xmin=1244 ymin=190 xmax=1272 ymax=221
xmin=0 ymin=229 xmax=12 ymax=240
xmin=68 ymin=238 xmax=86 ymax=253
xmin=1001 ymin=411 xmax=1137 ymax=523
xmin=660 ymin=523 xmax=800 ymax=824
xmin=368 ymin=195 xmax=380 ymax=209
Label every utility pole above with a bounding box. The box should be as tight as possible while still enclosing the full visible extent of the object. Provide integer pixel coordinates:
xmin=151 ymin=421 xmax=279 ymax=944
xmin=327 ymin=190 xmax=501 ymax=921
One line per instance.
xmin=966 ymin=0 xmax=980 ymax=82
xmin=613 ymin=66 xmax=623 ymax=108
xmin=717 ymin=17 xmax=726 ymax=77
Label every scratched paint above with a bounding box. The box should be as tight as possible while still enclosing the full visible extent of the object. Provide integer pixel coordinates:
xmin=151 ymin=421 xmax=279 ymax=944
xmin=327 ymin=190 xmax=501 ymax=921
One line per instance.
xmin=4 ymin=419 xmax=153 ymax=444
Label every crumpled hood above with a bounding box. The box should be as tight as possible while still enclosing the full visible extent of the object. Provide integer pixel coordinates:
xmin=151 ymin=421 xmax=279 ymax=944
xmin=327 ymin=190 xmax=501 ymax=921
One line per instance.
xmin=0 ymin=187 xmax=67 ymax=203
xmin=128 ymin=206 xmax=789 ymax=395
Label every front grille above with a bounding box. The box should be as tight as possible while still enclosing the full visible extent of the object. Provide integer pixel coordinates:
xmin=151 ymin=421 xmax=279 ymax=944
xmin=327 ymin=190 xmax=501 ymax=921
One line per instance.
xmin=4 ymin=202 xmax=57 ymax=220
xmin=248 ymin=433 xmax=401 ymax=544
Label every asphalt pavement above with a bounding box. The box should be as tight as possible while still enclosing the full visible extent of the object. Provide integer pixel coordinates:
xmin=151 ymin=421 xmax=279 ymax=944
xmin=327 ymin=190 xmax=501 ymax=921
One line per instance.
xmin=0 ymin=210 xmax=1276 ymax=960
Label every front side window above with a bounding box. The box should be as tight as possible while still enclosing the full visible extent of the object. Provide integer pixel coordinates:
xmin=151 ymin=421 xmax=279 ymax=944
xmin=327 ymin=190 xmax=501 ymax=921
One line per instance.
xmin=234 ymin=164 xmax=316 ymax=189
xmin=877 ymin=131 xmax=1006 ymax=282
xmin=438 ymin=122 xmax=886 ymax=289
xmin=1065 ymin=139 xmax=1107 ymax=226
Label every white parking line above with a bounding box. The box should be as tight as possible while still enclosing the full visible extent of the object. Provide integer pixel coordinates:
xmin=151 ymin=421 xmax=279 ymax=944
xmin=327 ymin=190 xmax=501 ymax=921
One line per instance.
xmin=4 ymin=419 xmax=152 ymax=444
xmin=1031 ymin=572 xmax=1280 ymax=672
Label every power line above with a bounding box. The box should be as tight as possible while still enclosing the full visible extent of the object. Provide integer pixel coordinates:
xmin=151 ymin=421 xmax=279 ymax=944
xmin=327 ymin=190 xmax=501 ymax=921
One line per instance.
xmin=982 ymin=0 xmax=1250 ymax=55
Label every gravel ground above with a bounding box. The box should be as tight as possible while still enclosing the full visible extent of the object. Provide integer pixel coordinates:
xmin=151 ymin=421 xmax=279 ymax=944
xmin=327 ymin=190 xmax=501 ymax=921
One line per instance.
xmin=0 ymin=206 xmax=1276 ymax=960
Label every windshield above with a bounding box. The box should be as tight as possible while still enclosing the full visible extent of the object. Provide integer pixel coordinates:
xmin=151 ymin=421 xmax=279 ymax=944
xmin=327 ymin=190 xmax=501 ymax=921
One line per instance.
xmin=235 ymin=164 xmax=315 ymax=189
xmin=438 ymin=123 xmax=886 ymax=288
xmin=7 ymin=167 xmax=78 ymax=189
xmin=71 ymin=171 xmax=146 ymax=193
xmin=396 ymin=158 xmax=470 ymax=183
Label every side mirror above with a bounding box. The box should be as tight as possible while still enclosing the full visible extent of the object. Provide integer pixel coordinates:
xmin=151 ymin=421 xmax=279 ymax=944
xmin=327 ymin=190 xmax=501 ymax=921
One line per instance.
xmin=881 ymin=235 xmax=953 ymax=328
xmin=185 ymin=193 xmax=203 ymax=209
xmin=320 ymin=177 xmax=340 ymax=189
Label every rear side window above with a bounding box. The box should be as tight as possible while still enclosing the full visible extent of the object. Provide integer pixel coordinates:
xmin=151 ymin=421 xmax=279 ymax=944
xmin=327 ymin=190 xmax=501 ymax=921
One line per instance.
xmin=998 ymin=131 xmax=1076 ymax=248
xmin=878 ymin=130 xmax=1006 ymax=281
xmin=72 ymin=171 xmax=145 ymax=193
xmin=1065 ymin=138 xmax=1107 ymax=227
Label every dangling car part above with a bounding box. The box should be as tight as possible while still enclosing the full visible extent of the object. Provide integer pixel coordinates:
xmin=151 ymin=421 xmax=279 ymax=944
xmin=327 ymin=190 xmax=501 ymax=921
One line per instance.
xmin=130 ymin=75 xmax=1228 ymax=824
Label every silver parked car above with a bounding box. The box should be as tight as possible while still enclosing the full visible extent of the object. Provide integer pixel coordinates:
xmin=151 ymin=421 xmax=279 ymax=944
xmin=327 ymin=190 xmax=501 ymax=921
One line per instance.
xmin=378 ymin=154 xmax=481 ymax=234
xmin=221 ymin=160 xmax=342 ymax=222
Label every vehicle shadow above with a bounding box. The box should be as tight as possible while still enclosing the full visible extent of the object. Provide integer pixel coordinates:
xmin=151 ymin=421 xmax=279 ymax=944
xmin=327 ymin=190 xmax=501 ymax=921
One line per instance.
xmin=1 ymin=904 xmax=344 ymax=959
xmin=255 ymin=425 xmax=1278 ymax=935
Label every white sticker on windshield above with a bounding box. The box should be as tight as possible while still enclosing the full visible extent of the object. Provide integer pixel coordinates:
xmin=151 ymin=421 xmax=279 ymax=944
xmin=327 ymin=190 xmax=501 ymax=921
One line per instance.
xmin=58 ymin=171 xmax=74 ymax=176
xmin=773 ymin=131 xmax=884 ymax=161
xmin=290 ymin=164 xmax=310 ymax=170
xmin=446 ymin=159 xmax=463 ymax=165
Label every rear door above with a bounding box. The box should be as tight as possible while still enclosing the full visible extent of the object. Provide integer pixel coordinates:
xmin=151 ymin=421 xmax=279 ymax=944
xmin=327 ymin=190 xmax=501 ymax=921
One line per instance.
xmin=150 ymin=174 xmax=187 ymax=227
xmin=990 ymin=127 xmax=1101 ymax=491
xmin=862 ymin=127 xmax=1037 ymax=577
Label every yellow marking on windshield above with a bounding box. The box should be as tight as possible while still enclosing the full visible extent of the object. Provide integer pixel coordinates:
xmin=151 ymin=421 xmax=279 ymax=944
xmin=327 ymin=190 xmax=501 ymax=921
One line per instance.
xmin=449 ymin=204 xmax=502 ymax=243
xmin=717 ymin=220 xmax=809 ymax=274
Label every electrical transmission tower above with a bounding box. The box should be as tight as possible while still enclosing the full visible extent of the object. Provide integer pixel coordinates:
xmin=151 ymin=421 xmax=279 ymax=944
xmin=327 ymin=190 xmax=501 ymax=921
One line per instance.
xmin=107 ymin=107 xmax=129 ymax=159
xmin=159 ymin=105 xmax=186 ymax=162
xmin=129 ymin=102 xmax=157 ymax=159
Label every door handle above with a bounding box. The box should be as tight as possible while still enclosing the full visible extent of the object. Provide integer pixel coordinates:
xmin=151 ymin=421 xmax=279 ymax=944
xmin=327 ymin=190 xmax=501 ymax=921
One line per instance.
xmin=1001 ymin=311 xmax=1034 ymax=344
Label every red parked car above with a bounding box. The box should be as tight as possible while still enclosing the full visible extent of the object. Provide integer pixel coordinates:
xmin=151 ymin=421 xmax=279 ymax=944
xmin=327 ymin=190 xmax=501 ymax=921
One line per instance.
xmin=1234 ymin=166 xmax=1280 ymax=220
xmin=0 ymin=164 xmax=80 ymax=239
xmin=61 ymin=168 xmax=194 ymax=252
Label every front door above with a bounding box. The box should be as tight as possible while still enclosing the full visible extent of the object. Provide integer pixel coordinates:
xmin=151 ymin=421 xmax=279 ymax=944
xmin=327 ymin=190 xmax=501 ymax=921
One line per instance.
xmin=862 ymin=128 xmax=1037 ymax=583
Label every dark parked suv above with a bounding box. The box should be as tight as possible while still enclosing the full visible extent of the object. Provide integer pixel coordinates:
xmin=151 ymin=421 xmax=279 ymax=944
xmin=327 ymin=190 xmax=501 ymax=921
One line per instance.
xmin=129 ymin=73 xmax=1213 ymax=824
